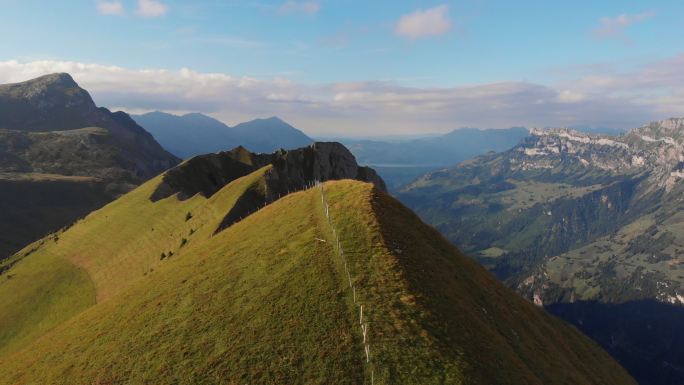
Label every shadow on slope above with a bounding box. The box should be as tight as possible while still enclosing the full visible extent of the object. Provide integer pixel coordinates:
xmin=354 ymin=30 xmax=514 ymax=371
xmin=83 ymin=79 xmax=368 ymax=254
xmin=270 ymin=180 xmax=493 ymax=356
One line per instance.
xmin=547 ymin=300 xmax=684 ymax=385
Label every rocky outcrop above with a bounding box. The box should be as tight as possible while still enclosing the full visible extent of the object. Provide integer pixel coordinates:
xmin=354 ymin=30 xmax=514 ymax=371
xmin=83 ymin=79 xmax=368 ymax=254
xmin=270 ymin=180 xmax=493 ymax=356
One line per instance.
xmin=263 ymin=142 xmax=387 ymax=198
xmin=0 ymin=73 xmax=98 ymax=132
xmin=151 ymin=142 xmax=386 ymax=202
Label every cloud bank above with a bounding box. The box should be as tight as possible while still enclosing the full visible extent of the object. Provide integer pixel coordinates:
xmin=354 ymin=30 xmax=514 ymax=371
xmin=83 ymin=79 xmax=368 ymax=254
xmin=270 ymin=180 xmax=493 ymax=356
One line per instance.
xmin=1 ymin=57 xmax=681 ymax=135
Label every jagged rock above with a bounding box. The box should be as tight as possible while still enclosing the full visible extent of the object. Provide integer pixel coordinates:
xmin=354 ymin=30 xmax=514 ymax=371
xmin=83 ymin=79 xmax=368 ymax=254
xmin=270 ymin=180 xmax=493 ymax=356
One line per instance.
xmin=151 ymin=142 xmax=386 ymax=202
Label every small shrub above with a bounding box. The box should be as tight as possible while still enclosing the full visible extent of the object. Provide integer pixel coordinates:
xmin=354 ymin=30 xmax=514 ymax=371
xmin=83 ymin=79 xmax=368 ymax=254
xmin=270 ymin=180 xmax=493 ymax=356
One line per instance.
xmin=185 ymin=212 xmax=193 ymax=221
xmin=180 ymin=238 xmax=188 ymax=247
xmin=160 ymin=252 xmax=167 ymax=260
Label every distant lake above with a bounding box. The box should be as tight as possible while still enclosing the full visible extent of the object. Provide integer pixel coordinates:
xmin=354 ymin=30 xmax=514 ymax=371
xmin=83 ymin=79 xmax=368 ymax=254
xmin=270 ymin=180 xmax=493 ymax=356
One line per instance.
xmin=368 ymin=164 xmax=443 ymax=191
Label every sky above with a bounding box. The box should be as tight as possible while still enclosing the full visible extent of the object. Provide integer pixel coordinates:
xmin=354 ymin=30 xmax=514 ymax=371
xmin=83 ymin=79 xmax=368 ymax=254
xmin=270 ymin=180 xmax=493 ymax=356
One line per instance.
xmin=1 ymin=0 xmax=684 ymax=136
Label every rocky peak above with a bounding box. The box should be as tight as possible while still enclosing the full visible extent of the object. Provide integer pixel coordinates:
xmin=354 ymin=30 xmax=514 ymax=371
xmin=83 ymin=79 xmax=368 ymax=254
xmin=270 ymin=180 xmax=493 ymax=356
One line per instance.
xmin=151 ymin=142 xmax=386 ymax=202
xmin=0 ymin=73 xmax=97 ymax=132
xmin=34 ymin=72 xmax=78 ymax=86
xmin=0 ymin=73 xmax=179 ymax=180
xmin=263 ymin=142 xmax=386 ymax=197
xmin=0 ymin=73 xmax=92 ymax=105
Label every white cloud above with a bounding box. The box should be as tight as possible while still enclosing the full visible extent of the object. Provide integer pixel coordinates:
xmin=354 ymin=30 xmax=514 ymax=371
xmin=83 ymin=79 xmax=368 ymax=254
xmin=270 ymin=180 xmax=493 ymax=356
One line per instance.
xmin=279 ymin=1 xmax=320 ymax=15
xmin=395 ymin=5 xmax=451 ymax=40
xmin=593 ymin=11 xmax=654 ymax=43
xmin=136 ymin=0 xmax=167 ymax=18
xmin=96 ymin=1 xmax=124 ymax=16
xmin=1 ymin=58 xmax=682 ymax=135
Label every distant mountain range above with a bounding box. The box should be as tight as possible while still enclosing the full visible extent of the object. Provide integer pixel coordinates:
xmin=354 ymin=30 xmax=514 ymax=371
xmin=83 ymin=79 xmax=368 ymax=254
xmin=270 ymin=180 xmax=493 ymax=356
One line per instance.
xmin=133 ymin=111 xmax=313 ymax=159
xmin=0 ymin=73 xmax=178 ymax=260
xmin=0 ymin=142 xmax=633 ymax=384
xmin=338 ymin=126 xmax=628 ymax=190
xmin=340 ymin=127 xmax=529 ymax=189
xmin=398 ymin=118 xmax=684 ymax=385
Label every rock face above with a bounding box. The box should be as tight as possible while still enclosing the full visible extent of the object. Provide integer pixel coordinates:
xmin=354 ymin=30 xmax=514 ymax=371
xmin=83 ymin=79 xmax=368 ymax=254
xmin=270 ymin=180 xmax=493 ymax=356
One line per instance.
xmin=398 ymin=118 xmax=684 ymax=385
xmin=264 ymin=142 xmax=387 ymax=197
xmin=151 ymin=142 xmax=386 ymax=233
xmin=151 ymin=142 xmax=386 ymax=202
xmin=0 ymin=73 xmax=98 ymax=132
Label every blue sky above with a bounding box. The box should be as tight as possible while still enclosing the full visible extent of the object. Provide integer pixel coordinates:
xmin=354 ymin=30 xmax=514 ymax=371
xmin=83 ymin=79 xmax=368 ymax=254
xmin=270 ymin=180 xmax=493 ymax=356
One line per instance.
xmin=1 ymin=0 xmax=683 ymax=135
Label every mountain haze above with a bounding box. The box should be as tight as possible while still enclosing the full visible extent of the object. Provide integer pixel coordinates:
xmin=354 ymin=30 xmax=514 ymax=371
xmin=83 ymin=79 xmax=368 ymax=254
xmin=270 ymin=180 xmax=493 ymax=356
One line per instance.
xmin=133 ymin=111 xmax=313 ymax=159
xmin=341 ymin=127 xmax=529 ymax=189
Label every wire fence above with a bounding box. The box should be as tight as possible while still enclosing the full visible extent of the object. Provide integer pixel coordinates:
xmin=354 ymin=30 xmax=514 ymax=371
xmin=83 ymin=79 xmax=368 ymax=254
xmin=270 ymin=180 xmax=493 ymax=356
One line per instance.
xmin=316 ymin=180 xmax=376 ymax=385
xmin=230 ymin=178 xmax=380 ymax=384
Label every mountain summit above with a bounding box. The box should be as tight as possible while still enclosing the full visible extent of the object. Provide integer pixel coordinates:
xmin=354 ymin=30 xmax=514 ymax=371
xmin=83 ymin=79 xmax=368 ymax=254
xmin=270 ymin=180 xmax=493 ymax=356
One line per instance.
xmin=0 ymin=73 xmax=178 ymax=178
xmin=0 ymin=73 xmax=97 ymax=132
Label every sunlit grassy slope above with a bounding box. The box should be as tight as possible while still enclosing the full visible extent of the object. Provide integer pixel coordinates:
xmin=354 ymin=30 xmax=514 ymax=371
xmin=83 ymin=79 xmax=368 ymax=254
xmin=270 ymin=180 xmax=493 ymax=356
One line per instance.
xmin=0 ymin=165 xmax=270 ymax=357
xmin=0 ymin=176 xmax=634 ymax=384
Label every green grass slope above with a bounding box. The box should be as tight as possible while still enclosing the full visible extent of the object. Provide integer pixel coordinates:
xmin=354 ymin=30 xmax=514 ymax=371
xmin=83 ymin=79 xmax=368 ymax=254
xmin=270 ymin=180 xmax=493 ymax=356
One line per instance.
xmin=0 ymin=177 xmax=633 ymax=384
xmin=0 ymin=165 xmax=270 ymax=357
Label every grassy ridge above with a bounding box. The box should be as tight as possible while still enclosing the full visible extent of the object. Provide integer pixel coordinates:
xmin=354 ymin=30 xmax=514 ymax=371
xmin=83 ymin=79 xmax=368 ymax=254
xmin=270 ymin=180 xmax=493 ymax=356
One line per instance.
xmin=0 ymin=180 xmax=359 ymax=384
xmin=0 ymin=178 xmax=635 ymax=384
xmin=325 ymin=181 xmax=634 ymax=384
xmin=0 ymin=166 xmax=271 ymax=357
